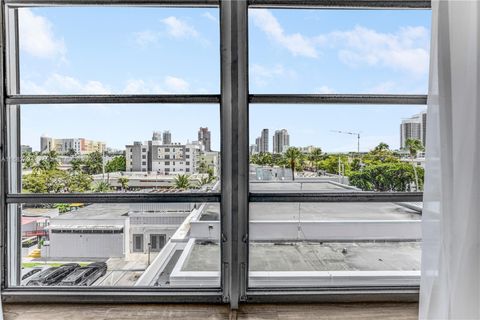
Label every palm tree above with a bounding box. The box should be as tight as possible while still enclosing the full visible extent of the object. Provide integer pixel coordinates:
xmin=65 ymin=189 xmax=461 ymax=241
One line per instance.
xmin=373 ymin=142 xmax=390 ymax=153
xmin=38 ymin=150 xmax=59 ymax=171
xmin=307 ymin=147 xmax=322 ymax=170
xmin=117 ymin=176 xmax=129 ymax=191
xmin=174 ymin=174 xmax=191 ymax=189
xmin=284 ymin=147 xmax=303 ymax=181
xmin=93 ymin=181 xmax=112 ymax=192
xmin=405 ymin=138 xmax=424 ymax=191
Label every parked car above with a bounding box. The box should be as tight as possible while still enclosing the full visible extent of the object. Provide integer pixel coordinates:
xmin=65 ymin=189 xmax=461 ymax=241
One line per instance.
xmin=21 ymin=268 xmax=42 ymax=281
xmin=58 ymin=262 xmax=107 ymax=286
xmin=25 ymin=263 xmax=80 ymax=286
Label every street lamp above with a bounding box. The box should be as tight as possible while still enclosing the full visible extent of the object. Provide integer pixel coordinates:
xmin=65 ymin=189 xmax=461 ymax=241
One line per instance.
xmin=331 ymin=130 xmax=361 ymax=154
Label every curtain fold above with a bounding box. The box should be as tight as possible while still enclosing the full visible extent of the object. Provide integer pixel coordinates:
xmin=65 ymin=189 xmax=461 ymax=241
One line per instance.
xmin=420 ymin=1 xmax=480 ymax=319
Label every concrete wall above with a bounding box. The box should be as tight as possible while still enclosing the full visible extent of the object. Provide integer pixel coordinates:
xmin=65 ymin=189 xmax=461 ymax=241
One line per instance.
xmin=48 ymin=232 xmax=124 ymax=258
xmin=190 ymin=220 xmax=421 ymax=241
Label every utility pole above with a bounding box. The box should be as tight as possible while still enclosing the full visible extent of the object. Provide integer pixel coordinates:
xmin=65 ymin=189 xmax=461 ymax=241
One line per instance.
xmin=331 ymin=130 xmax=361 ymax=153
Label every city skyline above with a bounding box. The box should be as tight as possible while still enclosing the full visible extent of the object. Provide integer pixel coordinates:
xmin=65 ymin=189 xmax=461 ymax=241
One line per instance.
xmin=19 ymin=7 xmax=430 ymax=152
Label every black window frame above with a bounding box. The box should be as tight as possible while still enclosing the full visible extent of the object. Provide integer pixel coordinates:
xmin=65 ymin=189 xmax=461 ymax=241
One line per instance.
xmin=0 ymin=0 xmax=428 ymax=308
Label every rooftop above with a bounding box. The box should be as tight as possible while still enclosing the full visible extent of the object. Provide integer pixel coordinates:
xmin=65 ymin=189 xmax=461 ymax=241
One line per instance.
xmin=181 ymin=241 xmax=420 ymax=273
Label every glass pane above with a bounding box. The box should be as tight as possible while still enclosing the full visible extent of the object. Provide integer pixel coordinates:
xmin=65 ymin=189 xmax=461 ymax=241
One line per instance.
xmin=249 ymin=104 xmax=426 ymax=192
xmin=17 ymin=104 xmax=220 ymax=194
xmin=249 ymin=9 xmax=431 ymax=94
xmin=16 ymin=202 xmax=220 ymax=287
xmin=248 ymin=202 xmax=421 ymax=287
xmin=19 ymin=7 xmax=219 ymax=94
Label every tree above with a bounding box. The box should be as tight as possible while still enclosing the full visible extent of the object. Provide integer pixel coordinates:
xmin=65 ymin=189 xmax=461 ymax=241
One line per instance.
xmin=38 ymin=151 xmax=59 ymax=171
xmin=284 ymin=147 xmax=303 ymax=181
xmin=349 ymin=162 xmax=423 ymax=192
xmin=65 ymin=148 xmax=77 ymax=157
xmin=105 ymin=156 xmax=126 ymax=173
xmin=405 ymin=138 xmax=424 ymax=191
xmin=373 ymin=142 xmax=390 ymax=153
xmin=67 ymin=172 xmax=93 ymax=192
xmin=69 ymin=157 xmax=84 ymax=172
xmin=83 ymin=151 xmax=103 ymax=175
xmin=22 ymin=152 xmax=38 ymax=170
xmin=117 ymin=176 xmax=129 ymax=191
xmin=93 ymin=181 xmax=112 ymax=192
xmin=317 ymin=154 xmax=350 ymax=175
xmin=362 ymin=142 xmax=399 ymax=165
xmin=54 ymin=203 xmax=71 ymax=214
xmin=198 ymin=160 xmax=208 ymax=174
xmin=306 ymin=147 xmax=323 ymax=170
xmin=173 ymin=174 xmax=191 ymax=189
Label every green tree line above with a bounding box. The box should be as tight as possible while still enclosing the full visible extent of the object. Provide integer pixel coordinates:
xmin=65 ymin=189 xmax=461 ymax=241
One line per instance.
xmin=250 ymin=140 xmax=425 ymax=192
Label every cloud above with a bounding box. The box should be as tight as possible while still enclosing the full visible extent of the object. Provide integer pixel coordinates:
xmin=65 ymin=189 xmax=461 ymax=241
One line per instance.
xmin=316 ymin=86 xmax=335 ymax=94
xmin=22 ymin=73 xmax=192 ymax=95
xmin=251 ymin=64 xmax=296 ymax=87
xmin=250 ymin=10 xmax=318 ymax=58
xmin=22 ymin=74 xmax=110 ymax=94
xmin=161 ymin=16 xmax=199 ymax=39
xmin=202 ymin=12 xmax=218 ymax=23
xmin=19 ymin=9 xmax=67 ymax=60
xmin=122 ymin=76 xmax=190 ymax=94
xmin=133 ymin=30 xmax=159 ymax=47
xmin=331 ymin=26 xmax=429 ymax=75
xmin=250 ymin=10 xmax=429 ymax=75
xmin=164 ymin=76 xmax=190 ymax=93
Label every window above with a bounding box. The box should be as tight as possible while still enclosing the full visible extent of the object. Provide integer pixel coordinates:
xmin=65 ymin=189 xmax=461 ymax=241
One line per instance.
xmin=133 ymin=234 xmax=144 ymax=253
xmin=150 ymin=234 xmax=166 ymax=252
xmin=0 ymin=0 xmax=429 ymax=307
xmin=248 ymin=7 xmax=429 ymax=290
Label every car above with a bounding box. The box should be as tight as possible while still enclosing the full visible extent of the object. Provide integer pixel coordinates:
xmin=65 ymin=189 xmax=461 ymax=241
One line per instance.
xmin=58 ymin=262 xmax=107 ymax=286
xmin=21 ymin=268 xmax=42 ymax=281
xmin=25 ymin=263 xmax=80 ymax=286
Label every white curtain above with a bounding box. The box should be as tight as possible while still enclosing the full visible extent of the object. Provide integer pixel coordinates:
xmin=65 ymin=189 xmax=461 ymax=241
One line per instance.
xmin=420 ymin=0 xmax=480 ymax=319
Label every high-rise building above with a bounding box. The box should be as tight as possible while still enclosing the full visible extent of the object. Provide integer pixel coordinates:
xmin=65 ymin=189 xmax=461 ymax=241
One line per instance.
xmin=152 ymin=131 xmax=162 ymax=141
xmin=162 ymin=131 xmax=172 ymax=145
xmin=258 ymin=129 xmax=269 ymax=153
xmin=198 ymin=127 xmax=211 ymax=152
xmin=400 ymin=111 xmax=427 ymax=149
xmin=255 ymin=137 xmax=261 ymax=153
xmin=272 ymin=129 xmax=290 ymax=154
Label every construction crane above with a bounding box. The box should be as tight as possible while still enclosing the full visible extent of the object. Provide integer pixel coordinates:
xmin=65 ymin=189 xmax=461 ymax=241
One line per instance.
xmin=331 ymin=130 xmax=361 ymax=153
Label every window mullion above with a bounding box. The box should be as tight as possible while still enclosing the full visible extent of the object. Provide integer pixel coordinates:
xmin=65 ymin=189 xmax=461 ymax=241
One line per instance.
xmin=220 ymin=0 xmax=249 ymax=309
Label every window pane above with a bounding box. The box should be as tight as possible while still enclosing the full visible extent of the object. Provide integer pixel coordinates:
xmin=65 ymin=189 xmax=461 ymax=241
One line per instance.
xmin=16 ymin=202 xmax=220 ymax=287
xmin=248 ymin=202 xmax=421 ymax=287
xmin=249 ymin=104 xmax=426 ymax=192
xmin=19 ymin=7 xmax=219 ymax=94
xmin=17 ymin=104 xmax=220 ymax=194
xmin=249 ymin=9 xmax=431 ymax=94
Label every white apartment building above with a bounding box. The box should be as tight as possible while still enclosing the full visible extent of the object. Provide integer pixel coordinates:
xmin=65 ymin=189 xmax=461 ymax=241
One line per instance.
xmin=126 ymin=133 xmax=220 ymax=176
xmin=150 ymin=142 xmax=201 ymax=175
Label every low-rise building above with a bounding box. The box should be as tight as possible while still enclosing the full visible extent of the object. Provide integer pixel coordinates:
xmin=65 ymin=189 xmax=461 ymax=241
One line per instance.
xmin=40 ymin=136 xmax=106 ymax=155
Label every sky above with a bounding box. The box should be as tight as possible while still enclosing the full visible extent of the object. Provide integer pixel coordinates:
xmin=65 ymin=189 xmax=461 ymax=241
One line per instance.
xmin=19 ymin=7 xmax=431 ymax=152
